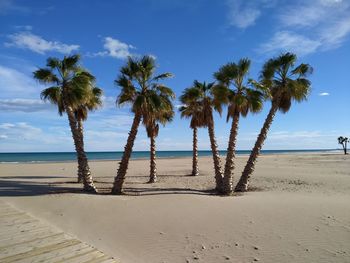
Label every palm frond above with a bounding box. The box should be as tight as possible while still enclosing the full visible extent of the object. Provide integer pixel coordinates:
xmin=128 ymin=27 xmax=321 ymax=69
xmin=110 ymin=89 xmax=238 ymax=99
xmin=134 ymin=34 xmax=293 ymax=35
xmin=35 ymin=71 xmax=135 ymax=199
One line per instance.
xmin=153 ymin=84 xmax=176 ymax=99
xmin=63 ymin=54 xmax=80 ymax=71
xmin=260 ymin=52 xmax=312 ymax=112
xmin=46 ymin=57 xmax=61 ymax=69
xmin=33 ymin=68 xmax=60 ymax=84
xmin=152 ymin=72 xmax=173 ymax=81
xmin=214 ymin=63 xmax=238 ymax=85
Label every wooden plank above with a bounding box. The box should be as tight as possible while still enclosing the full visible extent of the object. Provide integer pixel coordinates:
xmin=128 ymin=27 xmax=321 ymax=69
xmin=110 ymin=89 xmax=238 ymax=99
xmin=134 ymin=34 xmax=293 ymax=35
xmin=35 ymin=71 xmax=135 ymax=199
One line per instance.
xmin=0 ymin=201 xmax=118 ymax=263
xmin=61 ymin=250 xmax=108 ymax=263
xmin=52 ymin=246 xmax=98 ymax=263
xmin=0 ymin=239 xmax=81 ymax=262
xmin=0 ymin=233 xmax=70 ymax=259
xmin=14 ymin=242 xmax=92 ymax=263
xmin=0 ymin=226 xmax=53 ymax=242
xmin=0 ymin=221 xmax=52 ymax=236
xmin=0 ymin=229 xmax=58 ymax=247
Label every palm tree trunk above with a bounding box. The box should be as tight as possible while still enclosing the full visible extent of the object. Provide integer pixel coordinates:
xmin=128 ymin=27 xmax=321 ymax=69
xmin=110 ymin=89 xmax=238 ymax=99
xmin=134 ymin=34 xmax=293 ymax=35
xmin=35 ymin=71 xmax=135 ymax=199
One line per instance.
xmin=65 ymin=106 xmax=96 ymax=193
xmin=77 ymin=119 xmax=84 ymax=183
xmin=149 ymin=133 xmax=157 ymax=183
xmin=235 ymin=102 xmax=279 ymax=192
xmin=192 ymin=127 xmax=199 ymax=176
xmin=112 ymin=113 xmax=141 ymax=194
xmin=222 ymin=110 xmax=240 ymax=195
xmin=207 ymin=113 xmax=223 ymax=192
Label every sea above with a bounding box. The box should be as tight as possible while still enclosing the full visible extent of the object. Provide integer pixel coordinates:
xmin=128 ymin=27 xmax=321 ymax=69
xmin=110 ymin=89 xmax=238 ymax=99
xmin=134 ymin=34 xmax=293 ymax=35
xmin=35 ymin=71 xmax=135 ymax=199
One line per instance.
xmin=0 ymin=149 xmax=337 ymax=163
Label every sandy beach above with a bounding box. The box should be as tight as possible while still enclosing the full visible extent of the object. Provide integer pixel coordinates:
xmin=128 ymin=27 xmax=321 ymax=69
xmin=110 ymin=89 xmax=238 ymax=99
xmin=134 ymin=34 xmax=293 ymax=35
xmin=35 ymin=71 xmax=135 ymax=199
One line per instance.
xmin=0 ymin=153 xmax=349 ymax=263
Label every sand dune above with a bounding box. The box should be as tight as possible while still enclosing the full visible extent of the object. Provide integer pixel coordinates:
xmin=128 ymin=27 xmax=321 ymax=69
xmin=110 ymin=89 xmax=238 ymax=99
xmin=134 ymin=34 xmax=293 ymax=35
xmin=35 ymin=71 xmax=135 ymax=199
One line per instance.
xmin=0 ymin=153 xmax=349 ymax=262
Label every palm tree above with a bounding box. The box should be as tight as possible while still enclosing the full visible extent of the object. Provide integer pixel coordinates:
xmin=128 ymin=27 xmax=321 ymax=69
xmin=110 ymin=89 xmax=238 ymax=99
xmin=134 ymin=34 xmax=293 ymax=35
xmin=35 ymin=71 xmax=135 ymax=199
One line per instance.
xmin=34 ymin=55 xmax=98 ymax=193
xmin=111 ymin=55 xmax=174 ymax=194
xmin=338 ymin=136 xmax=349 ymax=154
xmin=213 ymin=59 xmax=264 ymax=195
xmin=235 ymin=52 xmax=312 ymax=192
xmin=179 ymin=94 xmax=205 ymax=177
xmin=146 ymin=108 xmax=174 ymax=183
xmin=74 ymin=87 xmax=103 ymax=183
xmin=180 ymin=81 xmax=224 ymax=192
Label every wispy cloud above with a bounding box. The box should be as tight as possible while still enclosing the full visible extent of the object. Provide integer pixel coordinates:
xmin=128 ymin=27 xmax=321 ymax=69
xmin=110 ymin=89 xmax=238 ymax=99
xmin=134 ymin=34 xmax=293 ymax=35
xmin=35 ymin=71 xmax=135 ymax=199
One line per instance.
xmin=0 ymin=0 xmax=53 ymax=15
xmin=89 ymin=37 xmax=136 ymax=59
xmin=0 ymin=0 xmax=29 ymax=14
xmin=0 ymin=122 xmax=72 ymax=152
xmin=5 ymin=31 xmax=79 ymax=54
xmin=256 ymin=0 xmax=350 ymax=56
xmin=0 ymin=98 xmax=54 ymax=112
xmin=13 ymin=25 xmax=33 ymax=30
xmin=0 ymin=65 xmax=39 ymax=98
xmin=259 ymin=31 xmax=321 ymax=56
xmin=237 ymin=129 xmax=342 ymax=150
xmin=226 ymin=0 xmax=276 ymax=29
xmin=319 ymin=92 xmax=330 ymax=96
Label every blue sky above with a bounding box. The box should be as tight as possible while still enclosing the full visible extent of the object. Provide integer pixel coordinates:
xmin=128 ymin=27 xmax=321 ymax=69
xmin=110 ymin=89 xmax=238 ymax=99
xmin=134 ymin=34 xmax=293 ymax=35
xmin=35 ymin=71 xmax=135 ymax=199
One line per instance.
xmin=0 ymin=0 xmax=349 ymax=152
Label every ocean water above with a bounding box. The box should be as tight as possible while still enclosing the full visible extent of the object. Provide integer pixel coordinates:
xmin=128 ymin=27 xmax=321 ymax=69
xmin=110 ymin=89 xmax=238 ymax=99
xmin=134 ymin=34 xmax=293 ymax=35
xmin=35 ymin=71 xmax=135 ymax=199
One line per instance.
xmin=0 ymin=149 xmax=336 ymax=163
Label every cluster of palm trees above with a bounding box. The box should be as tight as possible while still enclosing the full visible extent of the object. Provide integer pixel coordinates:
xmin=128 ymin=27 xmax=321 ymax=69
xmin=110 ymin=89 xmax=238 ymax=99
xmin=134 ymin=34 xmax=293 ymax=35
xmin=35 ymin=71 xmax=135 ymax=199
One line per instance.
xmin=35 ymin=52 xmax=312 ymax=196
xmin=179 ymin=54 xmax=312 ymax=194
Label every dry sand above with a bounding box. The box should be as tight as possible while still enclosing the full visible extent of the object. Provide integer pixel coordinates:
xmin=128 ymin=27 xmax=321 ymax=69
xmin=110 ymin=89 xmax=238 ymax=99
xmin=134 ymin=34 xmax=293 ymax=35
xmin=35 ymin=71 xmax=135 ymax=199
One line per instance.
xmin=0 ymin=153 xmax=349 ymax=262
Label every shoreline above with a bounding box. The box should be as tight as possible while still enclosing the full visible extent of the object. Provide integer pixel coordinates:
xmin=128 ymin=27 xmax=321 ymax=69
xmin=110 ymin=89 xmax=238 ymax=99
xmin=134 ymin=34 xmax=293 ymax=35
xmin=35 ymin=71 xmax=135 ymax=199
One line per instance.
xmin=0 ymin=149 xmax=342 ymax=164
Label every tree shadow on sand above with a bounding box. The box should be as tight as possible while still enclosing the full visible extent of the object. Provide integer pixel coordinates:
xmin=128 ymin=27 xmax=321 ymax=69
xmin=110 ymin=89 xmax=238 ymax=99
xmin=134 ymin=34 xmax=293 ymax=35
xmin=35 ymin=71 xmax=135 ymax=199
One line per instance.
xmin=0 ymin=178 xmax=85 ymax=197
xmin=0 ymin=173 xmax=220 ymax=197
xmin=122 ymin=187 xmax=217 ymax=196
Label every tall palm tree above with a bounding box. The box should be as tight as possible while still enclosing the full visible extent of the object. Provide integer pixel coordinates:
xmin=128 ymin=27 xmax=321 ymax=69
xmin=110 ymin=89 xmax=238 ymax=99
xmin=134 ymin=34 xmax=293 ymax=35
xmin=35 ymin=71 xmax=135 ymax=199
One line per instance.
xmin=111 ymin=55 xmax=174 ymax=194
xmin=235 ymin=52 xmax=312 ymax=192
xmin=213 ymin=59 xmax=264 ymax=195
xmin=179 ymin=94 xmax=205 ymax=177
xmin=34 ymin=55 xmax=98 ymax=193
xmin=74 ymin=87 xmax=103 ymax=183
xmin=180 ymin=81 xmax=224 ymax=192
xmin=146 ymin=108 xmax=174 ymax=183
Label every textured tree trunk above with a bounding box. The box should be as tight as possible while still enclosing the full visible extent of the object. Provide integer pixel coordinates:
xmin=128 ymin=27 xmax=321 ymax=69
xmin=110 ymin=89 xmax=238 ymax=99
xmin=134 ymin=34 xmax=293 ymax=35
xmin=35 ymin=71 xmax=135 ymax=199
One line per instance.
xmin=112 ymin=113 xmax=141 ymax=194
xmin=77 ymin=119 xmax=84 ymax=183
xmin=148 ymin=133 xmax=157 ymax=183
xmin=192 ymin=127 xmax=199 ymax=176
xmin=235 ymin=102 xmax=279 ymax=192
xmin=222 ymin=110 xmax=240 ymax=195
xmin=65 ymin=107 xmax=96 ymax=193
xmin=207 ymin=113 xmax=223 ymax=192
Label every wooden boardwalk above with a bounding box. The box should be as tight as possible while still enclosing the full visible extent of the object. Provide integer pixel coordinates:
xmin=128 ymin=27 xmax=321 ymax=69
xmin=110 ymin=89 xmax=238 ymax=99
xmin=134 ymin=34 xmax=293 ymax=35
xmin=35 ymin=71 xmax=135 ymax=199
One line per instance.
xmin=0 ymin=201 xmax=117 ymax=263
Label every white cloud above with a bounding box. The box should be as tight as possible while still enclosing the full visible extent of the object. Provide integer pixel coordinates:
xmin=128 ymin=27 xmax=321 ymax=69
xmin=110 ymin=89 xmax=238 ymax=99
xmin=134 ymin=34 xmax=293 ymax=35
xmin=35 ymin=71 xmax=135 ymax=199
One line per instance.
xmin=319 ymin=16 xmax=350 ymax=48
xmin=5 ymin=31 xmax=79 ymax=54
xmin=226 ymin=0 xmax=276 ymax=29
xmin=101 ymin=96 xmax=116 ymax=110
xmin=319 ymin=92 xmax=330 ymax=96
xmin=13 ymin=25 xmax=33 ymax=30
xmin=257 ymin=0 xmax=350 ymax=56
xmin=0 ymin=98 xmax=54 ymax=112
xmin=0 ymin=0 xmax=28 ymax=14
xmin=0 ymin=122 xmax=42 ymax=140
xmin=91 ymin=37 xmax=136 ymax=59
xmin=236 ymin=129 xmax=342 ymax=150
xmin=259 ymin=31 xmax=321 ymax=56
xmin=0 ymin=65 xmax=40 ymax=98
xmin=0 ymin=122 xmax=73 ymax=152
xmin=226 ymin=0 xmax=261 ymax=29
